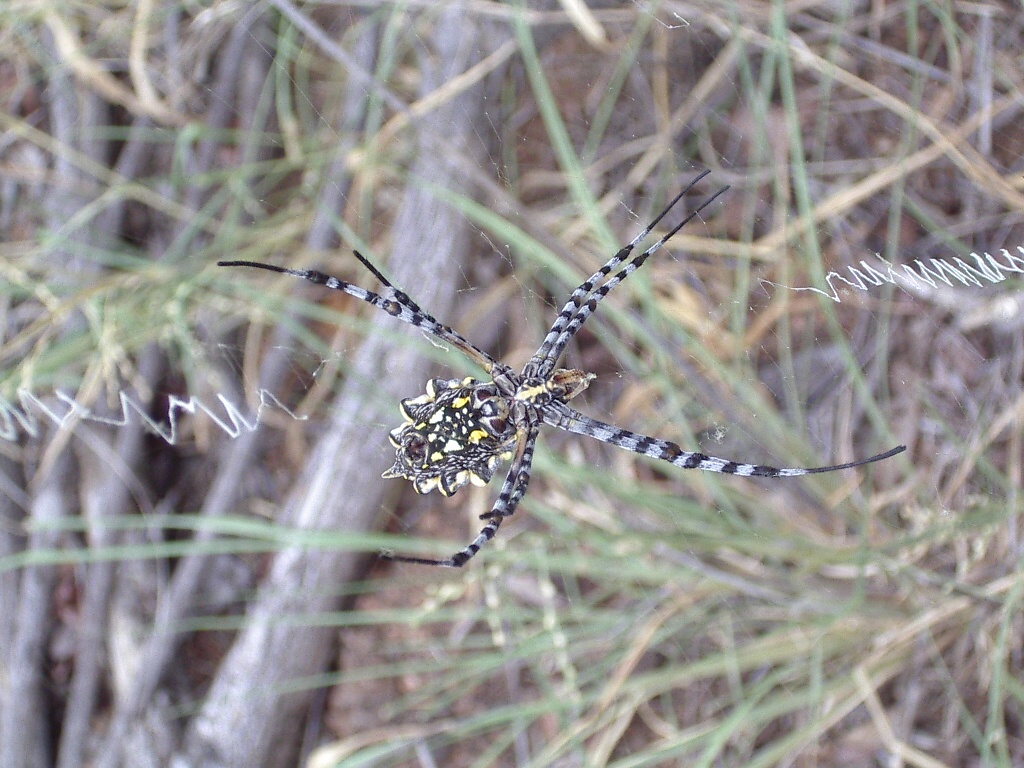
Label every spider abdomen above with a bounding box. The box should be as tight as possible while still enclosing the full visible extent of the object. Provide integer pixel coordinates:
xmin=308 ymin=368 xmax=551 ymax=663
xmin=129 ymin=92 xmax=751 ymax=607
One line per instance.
xmin=382 ymin=377 xmax=518 ymax=497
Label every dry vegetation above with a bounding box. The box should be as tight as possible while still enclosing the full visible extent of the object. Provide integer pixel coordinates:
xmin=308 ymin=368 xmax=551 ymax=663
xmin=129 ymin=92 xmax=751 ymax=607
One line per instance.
xmin=1 ymin=1 xmax=1022 ymax=767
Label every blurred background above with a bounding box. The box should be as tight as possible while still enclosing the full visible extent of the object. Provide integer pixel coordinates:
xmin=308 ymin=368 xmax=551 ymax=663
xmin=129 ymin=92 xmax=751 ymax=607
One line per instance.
xmin=1 ymin=1 xmax=1022 ymax=766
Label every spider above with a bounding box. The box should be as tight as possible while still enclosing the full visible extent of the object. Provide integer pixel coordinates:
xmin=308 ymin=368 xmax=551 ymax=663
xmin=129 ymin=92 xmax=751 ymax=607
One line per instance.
xmin=218 ymin=172 xmax=905 ymax=567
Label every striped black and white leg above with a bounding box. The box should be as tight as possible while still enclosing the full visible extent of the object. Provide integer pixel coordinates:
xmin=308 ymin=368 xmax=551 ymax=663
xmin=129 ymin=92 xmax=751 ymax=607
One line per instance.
xmin=523 ymin=174 xmax=707 ymax=377
xmin=217 ymin=254 xmax=500 ymax=373
xmin=534 ymin=189 xmax=729 ymax=377
xmin=524 ymin=173 xmax=730 ymax=378
xmin=543 ymin=404 xmax=906 ymax=477
xmin=478 ymin=422 xmax=539 ymax=521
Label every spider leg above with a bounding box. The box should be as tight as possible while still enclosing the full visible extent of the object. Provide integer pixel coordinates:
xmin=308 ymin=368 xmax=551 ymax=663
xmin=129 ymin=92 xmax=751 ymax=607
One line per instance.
xmin=383 ymin=421 xmax=540 ymax=567
xmin=478 ymin=424 xmax=538 ymax=521
xmin=542 ymin=403 xmax=905 ymax=477
xmin=524 ymin=173 xmax=728 ymax=378
xmin=381 ymin=517 xmax=504 ymax=567
xmin=217 ymin=256 xmax=501 ymax=374
xmin=533 ymin=183 xmax=728 ymax=378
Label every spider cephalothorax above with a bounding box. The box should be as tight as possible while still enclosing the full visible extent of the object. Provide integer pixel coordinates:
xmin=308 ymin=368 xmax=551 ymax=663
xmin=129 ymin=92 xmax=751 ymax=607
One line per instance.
xmin=219 ymin=171 xmax=905 ymax=567
xmin=513 ymin=369 xmax=595 ymax=407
